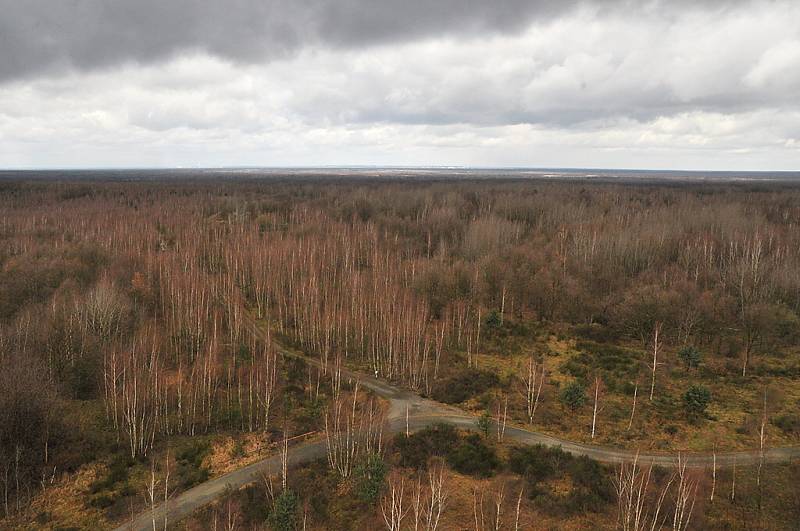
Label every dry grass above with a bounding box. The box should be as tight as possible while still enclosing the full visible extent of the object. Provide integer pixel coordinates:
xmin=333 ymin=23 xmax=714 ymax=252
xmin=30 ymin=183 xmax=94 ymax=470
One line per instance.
xmin=445 ymin=327 xmax=800 ymax=453
xmin=1 ymin=463 xmax=111 ymax=531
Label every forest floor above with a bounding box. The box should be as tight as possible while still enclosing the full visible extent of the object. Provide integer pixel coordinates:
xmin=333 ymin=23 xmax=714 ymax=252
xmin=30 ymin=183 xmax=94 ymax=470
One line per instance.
xmin=463 ymin=322 xmax=800 ymax=452
xmin=108 ymin=308 xmax=800 ymax=530
xmin=0 ymin=402 xmax=326 ymax=531
xmin=7 ymin=312 xmax=799 ymax=531
xmin=347 ymin=316 xmax=800 ymax=454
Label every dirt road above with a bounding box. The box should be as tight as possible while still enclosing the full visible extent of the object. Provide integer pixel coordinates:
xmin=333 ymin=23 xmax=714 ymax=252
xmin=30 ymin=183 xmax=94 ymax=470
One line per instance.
xmin=115 ymin=310 xmax=800 ymax=530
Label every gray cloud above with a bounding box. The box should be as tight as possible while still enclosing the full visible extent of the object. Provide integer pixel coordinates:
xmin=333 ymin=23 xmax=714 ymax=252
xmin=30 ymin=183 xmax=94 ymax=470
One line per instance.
xmin=0 ymin=0 xmax=797 ymax=170
xmin=0 ymin=0 xmax=750 ymax=82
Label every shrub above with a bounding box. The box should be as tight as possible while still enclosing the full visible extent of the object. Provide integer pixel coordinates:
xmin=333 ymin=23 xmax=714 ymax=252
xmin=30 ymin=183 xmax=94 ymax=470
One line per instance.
xmin=478 ymin=412 xmax=491 ymax=437
xmin=394 ymin=424 xmax=458 ymax=469
xmin=683 ymin=385 xmax=711 ymax=417
xmin=67 ymin=354 xmax=101 ymax=400
xmin=484 ymin=309 xmax=502 ymax=329
xmin=431 ymin=368 xmax=499 ymax=404
xmin=507 ymin=445 xmax=558 ymax=487
xmin=354 ymin=454 xmax=387 ymax=504
xmin=560 ymin=382 xmax=587 ymax=410
xmin=573 ymin=341 xmax=637 ymax=375
xmin=239 ymin=485 xmax=271 ymax=524
xmin=396 ymin=425 xmax=498 ymax=477
xmin=230 ymin=438 xmax=246 ymax=460
xmin=507 ymin=445 xmax=613 ymax=515
xmin=90 ymin=494 xmax=115 ymax=509
xmin=560 ymin=359 xmax=588 ymax=379
xmin=446 ymin=434 xmax=499 ymax=478
xmin=176 ymin=439 xmax=211 ymax=488
xmin=573 ymin=324 xmax=620 ymax=343
xmin=773 ymin=413 xmax=800 ymax=434
xmin=269 ymin=489 xmax=299 ymax=531
xmin=566 ymin=456 xmax=614 ymax=512
xmin=90 ymin=453 xmax=133 ymax=493
xmin=678 ymin=346 xmax=702 ymax=370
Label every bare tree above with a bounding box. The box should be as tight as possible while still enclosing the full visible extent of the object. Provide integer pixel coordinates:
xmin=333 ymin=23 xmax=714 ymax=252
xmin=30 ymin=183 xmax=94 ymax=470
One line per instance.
xmin=146 ymin=458 xmax=158 ymax=531
xmin=758 ymin=387 xmax=767 ymax=488
xmin=381 ymin=472 xmax=408 ymax=531
xmin=495 ymin=394 xmax=508 ymax=442
xmin=280 ymin=428 xmax=289 ymax=491
xmin=424 ymin=461 xmax=448 ymax=531
xmin=223 ymin=497 xmax=239 ymax=531
xmin=710 ymin=445 xmax=716 ymax=504
xmin=324 ymin=385 xmax=384 ymax=478
xmin=614 ymin=452 xmax=673 ymax=531
xmin=591 ymin=375 xmax=604 ymax=440
xmin=143 ymin=451 xmax=171 ymax=531
xmin=672 ymin=454 xmax=698 ymax=531
xmin=649 ymin=322 xmax=663 ymax=401
xmin=118 ymin=333 xmax=162 ymax=459
xmin=409 ymin=459 xmax=449 ymax=531
xmin=522 ymin=355 xmax=545 ymax=425
xmin=473 ymin=487 xmax=485 ymax=531
xmin=325 ymin=390 xmax=360 ymax=478
xmin=472 ymin=479 xmax=512 ymax=531
xmin=514 ymin=486 xmax=524 ymax=531
xmin=411 ymin=475 xmax=423 ymax=531
xmin=80 ymin=278 xmax=129 ymax=344
xmin=491 ymin=482 xmax=506 ymax=531
xmin=627 ymin=380 xmax=639 ymax=431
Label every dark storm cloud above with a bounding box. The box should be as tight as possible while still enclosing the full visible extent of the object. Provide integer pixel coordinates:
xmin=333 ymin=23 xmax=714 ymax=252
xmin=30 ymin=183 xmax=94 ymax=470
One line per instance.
xmin=0 ymin=0 xmax=745 ymax=82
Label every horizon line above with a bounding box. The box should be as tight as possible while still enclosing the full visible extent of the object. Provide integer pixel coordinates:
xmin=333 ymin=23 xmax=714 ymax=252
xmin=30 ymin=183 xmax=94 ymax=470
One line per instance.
xmin=1 ymin=165 xmax=799 ymax=174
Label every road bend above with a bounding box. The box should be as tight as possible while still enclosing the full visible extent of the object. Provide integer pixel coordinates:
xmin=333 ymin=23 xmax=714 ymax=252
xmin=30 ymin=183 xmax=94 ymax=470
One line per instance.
xmin=115 ymin=309 xmax=800 ymax=530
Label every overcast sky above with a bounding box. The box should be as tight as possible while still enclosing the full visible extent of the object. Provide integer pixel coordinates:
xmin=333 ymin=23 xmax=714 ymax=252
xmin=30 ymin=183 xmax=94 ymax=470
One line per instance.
xmin=1 ymin=0 xmax=798 ymax=170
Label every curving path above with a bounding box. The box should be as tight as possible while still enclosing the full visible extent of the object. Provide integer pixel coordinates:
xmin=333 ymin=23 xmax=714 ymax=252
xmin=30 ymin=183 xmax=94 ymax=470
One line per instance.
xmin=115 ymin=309 xmax=800 ymax=530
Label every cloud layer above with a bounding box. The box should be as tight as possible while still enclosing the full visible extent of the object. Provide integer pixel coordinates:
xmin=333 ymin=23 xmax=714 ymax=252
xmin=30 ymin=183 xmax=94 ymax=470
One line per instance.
xmin=0 ymin=0 xmax=797 ymax=169
xmin=0 ymin=0 xmax=587 ymax=82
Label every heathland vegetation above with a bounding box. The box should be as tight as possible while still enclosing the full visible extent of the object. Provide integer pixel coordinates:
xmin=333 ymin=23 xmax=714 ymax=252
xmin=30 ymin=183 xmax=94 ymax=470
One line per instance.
xmin=1 ymin=176 xmax=799 ymax=529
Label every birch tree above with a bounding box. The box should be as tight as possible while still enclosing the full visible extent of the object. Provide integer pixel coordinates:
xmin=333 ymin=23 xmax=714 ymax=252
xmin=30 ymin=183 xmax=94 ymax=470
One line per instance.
xmin=522 ymin=355 xmax=545 ymax=425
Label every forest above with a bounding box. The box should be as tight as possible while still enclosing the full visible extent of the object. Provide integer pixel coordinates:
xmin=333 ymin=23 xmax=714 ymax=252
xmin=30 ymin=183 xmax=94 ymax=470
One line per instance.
xmin=1 ymin=176 xmax=799 ymax=529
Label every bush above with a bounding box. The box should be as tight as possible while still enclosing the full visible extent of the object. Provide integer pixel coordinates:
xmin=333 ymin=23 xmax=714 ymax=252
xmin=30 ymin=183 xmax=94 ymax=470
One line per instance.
xmin=89 ymin=494 xmax=115 ymax=509
xmin=507 ymin=445 xmax=613 ymax=515
xmin=230 ymin=438 xmax=246 ymax=460
xmin=560 ymin=359 xmax=588 ymax=379
xmin=396 ymin=424 xmax=498 ymax=477
xmin=678 ymin=346 xmax=702 ymax=370
xmin=507 ymin=445 xmax=559 ymax=487
xmin=573 ymin=324 xmax=620 ymax=343
xmin=484 ymin=309 xmax=502 ymax=329
xmin=394 ymin=424 xmax=458 ymax=469
xmin=683 ymin=385 xmax=711 ymax=417
xmin=269 ymin=489 xmax=299 ymax=531
xmin=354 ymin=454 xmax=387 ymax=504
xmin=67 ymin=354 xmax=101 ymax=400
xmin=176 ymin=439 xmax=211 ymax=488
xmin=238 ymin=485 xmax=271 ymax=524
xmin=431 ymin=368 xmax=499 ymax=404
xmin=566 ymin=456 xmax=614 ymax=512
xmin=572 ymin=341 xmax=637 ymax=375
xmin=773 ymin=413 xmax=800 ymax=435
xmin=478 ymin=412 xmax=491 ymax=436
xmin=560 ymin=382 xmax=587 ymax=410
xmin=90 ymin=453 xmax=133 ymax=493
xmin=446 ymin=434 xmax=499 ymax=478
